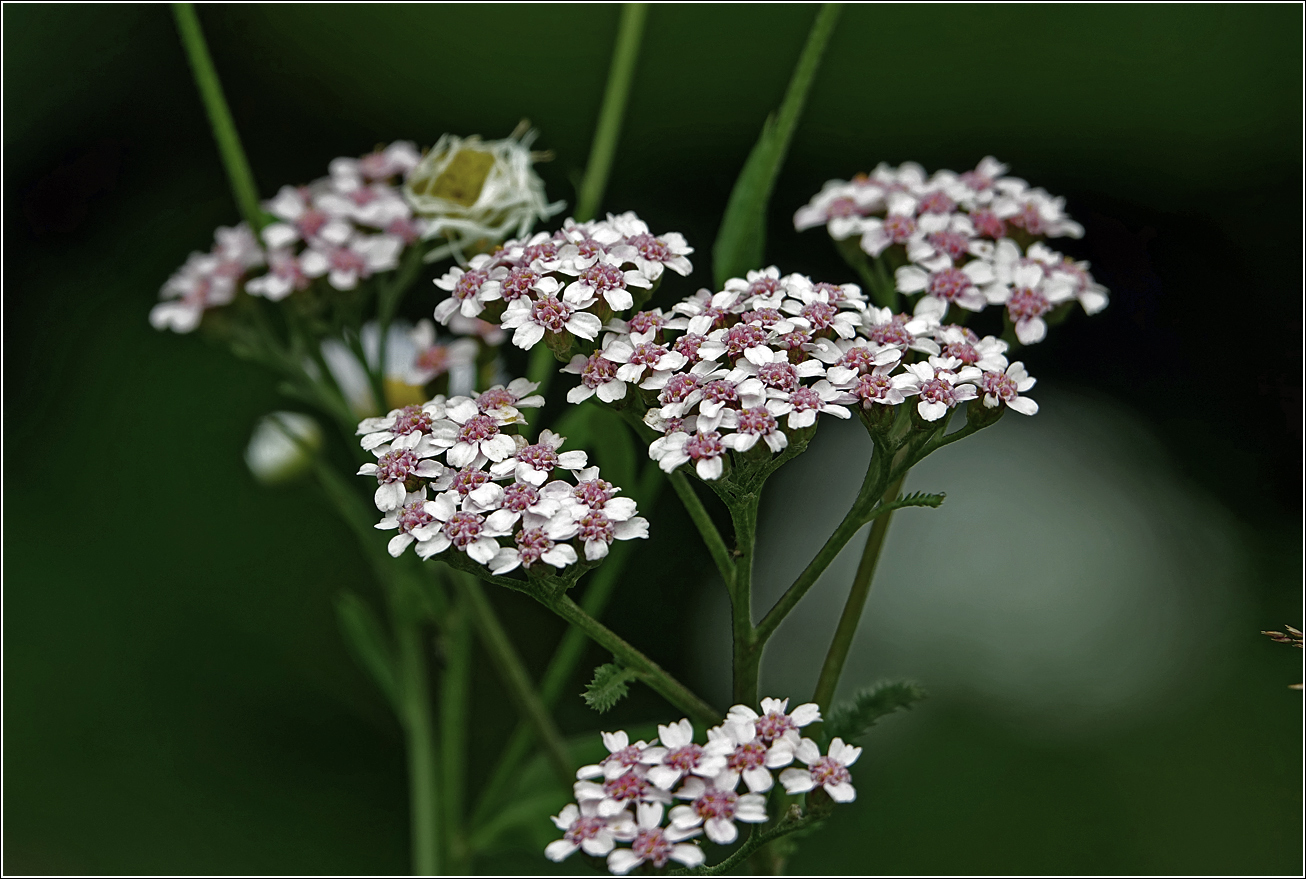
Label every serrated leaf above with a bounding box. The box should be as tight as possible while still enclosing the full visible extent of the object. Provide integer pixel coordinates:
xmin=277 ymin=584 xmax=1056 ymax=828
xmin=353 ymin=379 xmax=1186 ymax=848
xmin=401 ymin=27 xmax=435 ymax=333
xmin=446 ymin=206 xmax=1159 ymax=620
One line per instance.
xmin=334 ymin=591 xmax=400 ymax=712
xmin=826 ymin=681 xmax=926 ymax=743
xmin=894 ymin=491 xmax=946 ymax=509
xmin=583 ymin=662 xmax=638 ymax=713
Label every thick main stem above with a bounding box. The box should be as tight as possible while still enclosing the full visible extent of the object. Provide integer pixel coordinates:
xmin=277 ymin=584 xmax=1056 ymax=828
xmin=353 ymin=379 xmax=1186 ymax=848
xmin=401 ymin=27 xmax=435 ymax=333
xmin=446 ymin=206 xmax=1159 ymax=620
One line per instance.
xmin=729 ymin=492 xmax=762 ymax=708
xmin=811 ymin=474 xmax=906 ymax=710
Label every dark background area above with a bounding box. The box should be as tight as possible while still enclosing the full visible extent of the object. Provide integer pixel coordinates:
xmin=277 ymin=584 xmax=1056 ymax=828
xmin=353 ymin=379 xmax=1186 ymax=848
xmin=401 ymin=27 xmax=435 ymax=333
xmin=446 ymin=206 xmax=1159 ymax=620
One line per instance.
xmin=4 ymin=4 xmax=1302 ymax=875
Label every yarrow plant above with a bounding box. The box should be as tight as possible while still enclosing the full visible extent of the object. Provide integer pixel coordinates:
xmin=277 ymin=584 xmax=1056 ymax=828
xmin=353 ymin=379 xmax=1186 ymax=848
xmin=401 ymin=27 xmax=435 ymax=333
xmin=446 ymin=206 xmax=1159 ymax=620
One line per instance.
xmin=159 ymin=4 xmax=1114 ymax=875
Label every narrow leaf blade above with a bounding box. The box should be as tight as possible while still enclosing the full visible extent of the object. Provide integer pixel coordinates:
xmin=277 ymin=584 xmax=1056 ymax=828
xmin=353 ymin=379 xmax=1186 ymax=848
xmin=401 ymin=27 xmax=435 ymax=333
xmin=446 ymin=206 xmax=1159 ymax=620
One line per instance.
xmin=335 ymin=591 xmax=401 ymax=711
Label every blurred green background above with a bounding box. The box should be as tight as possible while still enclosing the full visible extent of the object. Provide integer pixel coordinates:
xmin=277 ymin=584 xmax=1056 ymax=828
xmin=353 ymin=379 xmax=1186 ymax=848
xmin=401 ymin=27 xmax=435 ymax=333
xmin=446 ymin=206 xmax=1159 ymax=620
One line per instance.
xmin=4 ymin=3 xmax=1301 ymax=875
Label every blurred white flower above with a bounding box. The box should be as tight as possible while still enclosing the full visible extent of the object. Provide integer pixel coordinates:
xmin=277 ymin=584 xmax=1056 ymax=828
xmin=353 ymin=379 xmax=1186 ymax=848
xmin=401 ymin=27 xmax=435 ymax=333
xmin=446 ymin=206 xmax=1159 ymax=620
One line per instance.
xmin=244 ymin=411 xmax=322 ymax=484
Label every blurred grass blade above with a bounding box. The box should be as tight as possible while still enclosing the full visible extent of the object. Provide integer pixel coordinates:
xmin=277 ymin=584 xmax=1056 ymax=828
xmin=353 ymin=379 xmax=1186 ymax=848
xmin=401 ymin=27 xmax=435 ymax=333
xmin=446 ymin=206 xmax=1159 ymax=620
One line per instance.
xmin=712 ymin=3 xmax=841 ymax=288
xmin=335 ymin=591 xmax=401 ymax=712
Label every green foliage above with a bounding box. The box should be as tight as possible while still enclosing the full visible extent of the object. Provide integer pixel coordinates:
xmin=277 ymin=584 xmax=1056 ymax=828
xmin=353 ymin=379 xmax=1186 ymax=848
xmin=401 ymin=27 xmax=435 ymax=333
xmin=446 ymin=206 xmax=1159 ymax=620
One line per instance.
xmin=893 ymin=491 xmax=946 ymax=510
xmin=552 ymin=401 xmax=638 ymax=490
xmin=583 ymin=662 xmax=638 ymax=713
xmin=334 ymin=591 xmax=400 ymax=711
xmin=826 ymin=681 xmax=926 ymax=743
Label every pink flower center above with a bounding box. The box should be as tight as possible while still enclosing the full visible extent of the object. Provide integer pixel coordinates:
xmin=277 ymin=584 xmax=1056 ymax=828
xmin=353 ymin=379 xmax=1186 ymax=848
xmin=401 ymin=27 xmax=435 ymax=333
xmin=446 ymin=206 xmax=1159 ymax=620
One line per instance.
xmin=802 ymin=301 xmax=838 ymax=331
xmin=502 ymin=482 xmax=540 ymax=512
xmin=813 ymin=282 xmax=849 ymax=303
xmin=454 ymin=269 xmax=488 ymax=301
xmin=685 ymin=430 xmax=725 ymax=461
xmin=755 ymin=710 xmax=798 ymax=742
xmin=564 ymin=815 xmax=607 ymax=845
xmin=789 ymin=387 xmax=823 ymax=412
xmin=959 ymin=169 xmax=994 ymax=192
xmin=919 ymin=377 xmax=957 ymax=406
xmin=1006 ymin=287 xmax=1051 ymax=320
xmin=839 ymin=346 xmax=877 ymax=374
xmin=581 ymin=353 xmax=619 ymax=389
xmin=776 ymin=330 xmax=811 ymax=351
xmin=392 ymin=405 xmax=434 ymax=435
xmin=809 ymin=756 xmax=851 ymax=788
xmin=376 ymin=449 xmax=420 ymax=484
xmin=741 ymin=308 xmax=784 ymax=327
xmin=349 ymin=187 xmax=378 ymax=207
xmin=297 ymin=207 xmax=327 ymax=238
xmin=477 ymin=387 xmax=518 ymax=410
xmin=723 ymin=324 xmax=769 ymax=357
xmin=700 ymin=305 xmax=731 ymax=330
xmin=396 ymin=501 xmax=435 ymax=535
xmin=981 ymin=371 xmax=1019 ymax=403
xmin=578 ymin=511 xmax=615 ymax=544
xmin=573 ymin=237 xmax=604 ymax=260
xmin=659 ymin=374 xmax=701 ymax=405
xmin=581 ymin=261 xmax=626 ymax=293
xmin=531 ymin=296 xmax=574 ymax=334
xmin=855 ymin=373 xmax=893 ymax=403
xmin=627 ymin=233 xmax=673 ymax=263
xmin=627 ymin=310 xmax=666 ymax=336
xmin=629 ymin=342 xmax=668 ymax=367
xmin=673 ymin=333 xmax=706 ymax=362
xmin=516 ymin=442 xmax=559 ymax=473
xmin=631 ymin=828 xmax=674 ymax=868
xmin=1011 ymin=203 xmax=1045 ymax=235
xmin=727 ymin=741 xmax=768 ymax=771
xmin=927 ymin=230 xmax=972 ymax=262
xmin=605 ymin=744 xmax=644 ymax=769
xmin=573 ymin=478 xmax=615 ymax=508
xmin=416 ymin=346 xmax=450 ymax=375
xmin=702 ymin=381 xmax=738 ymax=406
xmin=500 ymin=267 xmax=540 ymax=301
xmin=451 ymin=467 xmax=489 ymax=495
xmin=866 ymin=315 xmax=915 ymax=347
xmin=602 ymin=771 xmax=647 ymax=803
xmin=747 ymin=276 xmax=782 ymax=298
xmin=943 ymin=341 xmax=980 ymax=364
xmin=442 ymin=511 xmax=484 ymax=548
xmin=928 ymin=268 xmax=972 ymax=302
xmin=665 ymin=744 xmax=705 ymax=772
xmin=917 ymin=190 xmax=956 ymax=214
xmin=883 ymin=214 xmax=916 ymax=243
xmin=970 ymin=208 xmax=1006 ymax=239
xmin=758 ymin=361 xmax=798 ymax=392
xmin=522 ymin=240 xmax=559 ymax=265
xmin=736 ymin=407 xmax=777 ymax=436
xmin=457 ymin=414 xmax=498 ymax=444
xmin=329 ymin=247 xmax=367 ymax=275
xmin=693 ymin=788 xmax=738 ymax=821
xmin=514 ymin=527 xmax=554 ymax=567
xmin=827 ymin=196 xmax=858 ymax=218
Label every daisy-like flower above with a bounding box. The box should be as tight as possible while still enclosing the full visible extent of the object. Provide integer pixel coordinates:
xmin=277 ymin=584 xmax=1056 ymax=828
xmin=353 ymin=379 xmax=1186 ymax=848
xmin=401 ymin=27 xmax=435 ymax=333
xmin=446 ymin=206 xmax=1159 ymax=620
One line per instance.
xmin=577 ymin=730 xmax=667 ymax=782
xmin=609 ymin=226 xmax=694 ymax=281
xmin=413 ymin=491 xmax=512 ymax=565
xmin=721 ymin=406 xmax=788 ymax=454
xmin=899 ymin=359 xmax=981 ymax=422
xmin=299 ymin=233 xmax=403 ymax=291
xmin=575 ymin=768 xmax=671 ymax=819
xmin=650 ymin=428 xmax=730 ymax=480
xmin=261 ymin=184 xmax=352 ymax=249
xmin=358 ymin=446 xmax=445 ymax=512
xmin=356 ymin=399 xmax=452 ymax=453
xmin=646 ymin=719 xmax=731 ymax=791
xmin=245 ymin=248 xmax=310 ymax=301
xmin=545 ymin=800 xmax=634 ymax=864
xmin=489 ymin=519 xmax=581 ymax=575
xmin=978 ymin=361 xmax=1038 ymax=415
xmin=474 ymin=378 xmax=546 ymax=415
xmin=500 ymin=292 xmax=603 ymax=350
xmin=375 ymin=496 xmax=444 ymax=558
xmin=490 ymin=429 xmax=588 ymax=486
xmin=406 ymin=320 xmax=479 ymax=387
xmin=714 ymin=722 xmax=796 ymax=794
xmin=934 ymin=325 xmax=1008 ymax=373
xmin=1027 ymin=242 xmax=1110 ymax=316
xmin=727 ymin=697 xmax=822 ymax=745
xmin=562 ymin=350 xmax=627 ymax=403
xmin=562 ymin=253 xmax=654 ymax=311
xmin=668 ymin=776 xmax=768 ymax=845
xmin=767 ymin=380 xmax=856 ymax=430
xmin=850 ymin=364 xmax=917 ymax=409
xmin=603 ymin=337 xmax=688 ymax=384
xmin=574 ymin=505 xmax=649 ymax=561
xmin=793 ymin=178 xmax=883 ymax=238
xmin=432 ymin=258 xmax=507 ymax=322
xmin=443 ymin=396 xmax=521 ymax=467
xmin=895 ymin=255 xmax=996 ymax=316
xmin=779 ymin=737 xmax=862 ymax=803
xmin=151 ymin=224 xmax=264 ymax=333
xmin=607 ymin=803 xmax=704 ymax=875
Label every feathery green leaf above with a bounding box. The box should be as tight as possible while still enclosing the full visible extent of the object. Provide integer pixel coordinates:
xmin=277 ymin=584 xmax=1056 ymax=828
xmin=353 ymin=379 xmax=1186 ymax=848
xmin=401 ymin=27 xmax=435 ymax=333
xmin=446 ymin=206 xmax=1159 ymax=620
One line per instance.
xmin=826 ymin=681 xmax=926 ymax=742
xmin=583 ymin=662 xmax=638 ymax=713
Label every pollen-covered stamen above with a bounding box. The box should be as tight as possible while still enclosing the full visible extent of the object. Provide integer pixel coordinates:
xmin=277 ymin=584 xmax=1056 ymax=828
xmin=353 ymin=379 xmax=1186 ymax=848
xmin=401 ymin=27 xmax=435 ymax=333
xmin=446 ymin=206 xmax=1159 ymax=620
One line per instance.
xmin=659 ymin=374 xmax=701 ymax=405
xmin=571 ymin=353 xmax=616 ymax=389
xmin=626 ymin=233 xmax=673 ymax=263
xmin=757 ymin=361 xmax=799 ymax=392
xmin=457 ymin=414 xmax=499 ymax=443
xmin=701 ymin=381 xmax=739 ymax=407
xmin=522 ymin=240 xmax=559 ymax=264
xmin=970 ymin=208 xmax=1006 ymax=239
xmin=604 ymin=744 xmax=645 ymax=771
xmin=741 ymin=308 xmax=784 ymax=327
xmin=516 ymin=442 xmax=559 ymax=473
xmin=563 ymin=815 xmax=607 ymax=846
xmin=809 ymin=756 xmax=852 ymax=788
xmin=514 ymin=527 xmax=554 ymax=567
xmin=701 ymin=305 xmax=732 ymax=330
xmin=476 ymin=387 xmax=517 ymax=410
xmin=736 ymin=407 xmax=777 ymax=436
xmin=866 ymin=315 xmax=915 ymax=347
xmin=855 ymin=373 xmax=894 ymax=403
xmin=416 ymin=346 xmax=450 ymax=375
xmin=578 ymin=510 xmax=615 ymax=544
xmin=500 ymin=266 xmax=541 ymax=301
xmin=980 ymin=371 xmax=1019 ymax=404
xmin=573 ymin=478 xmax=615 ymax=509
xmin=502 ymin=482 xmax=540 ymax=512
xmin=631 ymin=828 xmax=675 ymax=868
xmin=776 ymin=330 xmax=811 ymax=352
xmin=723 ymin=324 xmax=769 ymax=357
xmin=747 ymin=276 xmax=783 ymax=298
xmin=629 ymin=342 xmax=669 ymax=366
xmin=442 ymin=511 xmax=485 ymax=548
xmin=917 ymin=190 xmax=956 ymax=214
xmin=693 ymin=788 xmax=738 ymax=821
xmin=1006 ymin=287 xmax=1052 ymax=320
xmin=882 ymin=214 xmax=916 ymax=243
xmin=451 ymin=467 xmax=490 ymax=496
xmin=673 ymin=333 xmax=706 ymax=362
xmin=396 ymin=501 xmax=436 ymax=535
xmin=727 ymin=740 xmax=768 ymax=771
xmin=454 ymin=268 xmax=489 ymax=301
xmin=392 ymin=405 xmax=434 ymax=435
xmin=530 ymin=296 xmax=574 ymax=334
xmin=628 ymin=310 xmax=667 ymax=336
xmin=789 ymin=387 xmax=823 ymax=413
xmin=581 ymin=261 xmax=627 ymax=294
xmin=376 ymin=449 xmax=421 ymax=483
xmin=573 ymin=237 xmax=605 ymax=260
xmin=685 ymin=430 xmax=725 ymax=461
xmin=602 ymin=771 xmax=647 ymax=803
xmin=927 ymin=230 xmax=972 ymax=262
xmin=943 ymin=342 xmax=980 ymax=364
xmin=665 ymin=744 xmax=705 ymax=772
xmin=754 ymin=710 xmax=797 ymax=742
xmin=329 ymin=247 xmax=367 ymax=275
xmin=838 ymin=346 xmax=878 ymax=375
xmin=802 ymin=301 xmax=838 ymax=331
xmin=919 ymin=378 xmax=958 ymax=407
xmin=927 ymin=268 xmax=972 ymax=302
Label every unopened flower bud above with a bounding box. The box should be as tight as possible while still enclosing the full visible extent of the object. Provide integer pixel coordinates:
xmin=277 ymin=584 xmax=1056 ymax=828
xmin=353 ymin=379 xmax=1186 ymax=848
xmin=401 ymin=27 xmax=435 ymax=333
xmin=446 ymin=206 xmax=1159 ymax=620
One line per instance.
xmin=245 ymin=412 xmax=322 ymax=484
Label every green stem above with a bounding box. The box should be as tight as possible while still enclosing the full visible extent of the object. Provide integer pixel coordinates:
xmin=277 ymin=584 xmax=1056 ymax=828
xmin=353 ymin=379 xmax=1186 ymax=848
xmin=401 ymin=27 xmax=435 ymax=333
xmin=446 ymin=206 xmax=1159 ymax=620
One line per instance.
xmin=575 ymin=3 xmax=649 ymax=222
xmin=172 ymin=3 xmax=264 ymax=232
xmin=669 ymin=809 xmax=824 ymax=876
xmin=538 ymin=592 xmax=719 ymax=728
xmin=728 ymin=492 xmax=762 ymax=708
xmin=453 ymin=572 xmax=572 ymax=785
xmin=394 ymin=610 xmax=441 ymax=876
xmin=439 ymin=592 xmax=473 ymax=873
xmin=668 ymin=471 xmax=735 ymax=592
xmin=810 ymin=474 xmax=906 ymax=710
xmin=522 ymin=344 xmax=558 ymax=437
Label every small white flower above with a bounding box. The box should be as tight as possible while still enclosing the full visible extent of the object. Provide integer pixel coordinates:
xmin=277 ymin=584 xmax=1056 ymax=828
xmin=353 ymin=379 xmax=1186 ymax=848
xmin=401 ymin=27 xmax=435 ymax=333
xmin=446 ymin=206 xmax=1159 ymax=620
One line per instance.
xmin=358 ymin=446 xmax=444 ymax=512
xmin=545 ymin=800 xmax=634 ymax=863
xmin=299 ymin=233 xmax=403 ymax=291
xmin=895 ymin=255 xmax=995 ymax=317
xmin=606 ymin=803 xmax=703 ymax=875
xmin=646 ymin=719 xmax=731 ymax=790
xmin=978 ymin=361 xmax=1038 ymax=415
xmin=899 ymin=360 xmax=981 ymax=422
xmin=765 ymin=380 xmax=855 ymax=430
xmin=563 ymin=350 xmax=627 ymax=404
xmin=245 ymin=411 xmax=322 ymax=484
xmin=490 ymin=429 xmax=588 ymax=486
xmin=668 ymin=776 xmax=768 ymax=846
xmin=779 ymin=736 xmax=862 ymax=803
xmin=727 ymin=697 xmax=822 ymax=745
xmin=500 ymin=293 xmax=602 ymax=350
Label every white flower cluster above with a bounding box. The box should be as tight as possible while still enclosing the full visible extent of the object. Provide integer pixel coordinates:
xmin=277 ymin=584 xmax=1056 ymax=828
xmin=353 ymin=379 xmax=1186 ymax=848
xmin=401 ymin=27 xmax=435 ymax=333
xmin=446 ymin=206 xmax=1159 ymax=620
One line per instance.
xmin=794 ymin=157 xmax=1109 ymax=343
xmin=430 ymin=211 xmax=693 ymax=352
xmin=149 ymin=223 xmax=264 ymax=333
xmin=356 ymin=379 xmax=648 ymax=573
xmin=546 ymin=698 xmax=860 ymax=874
